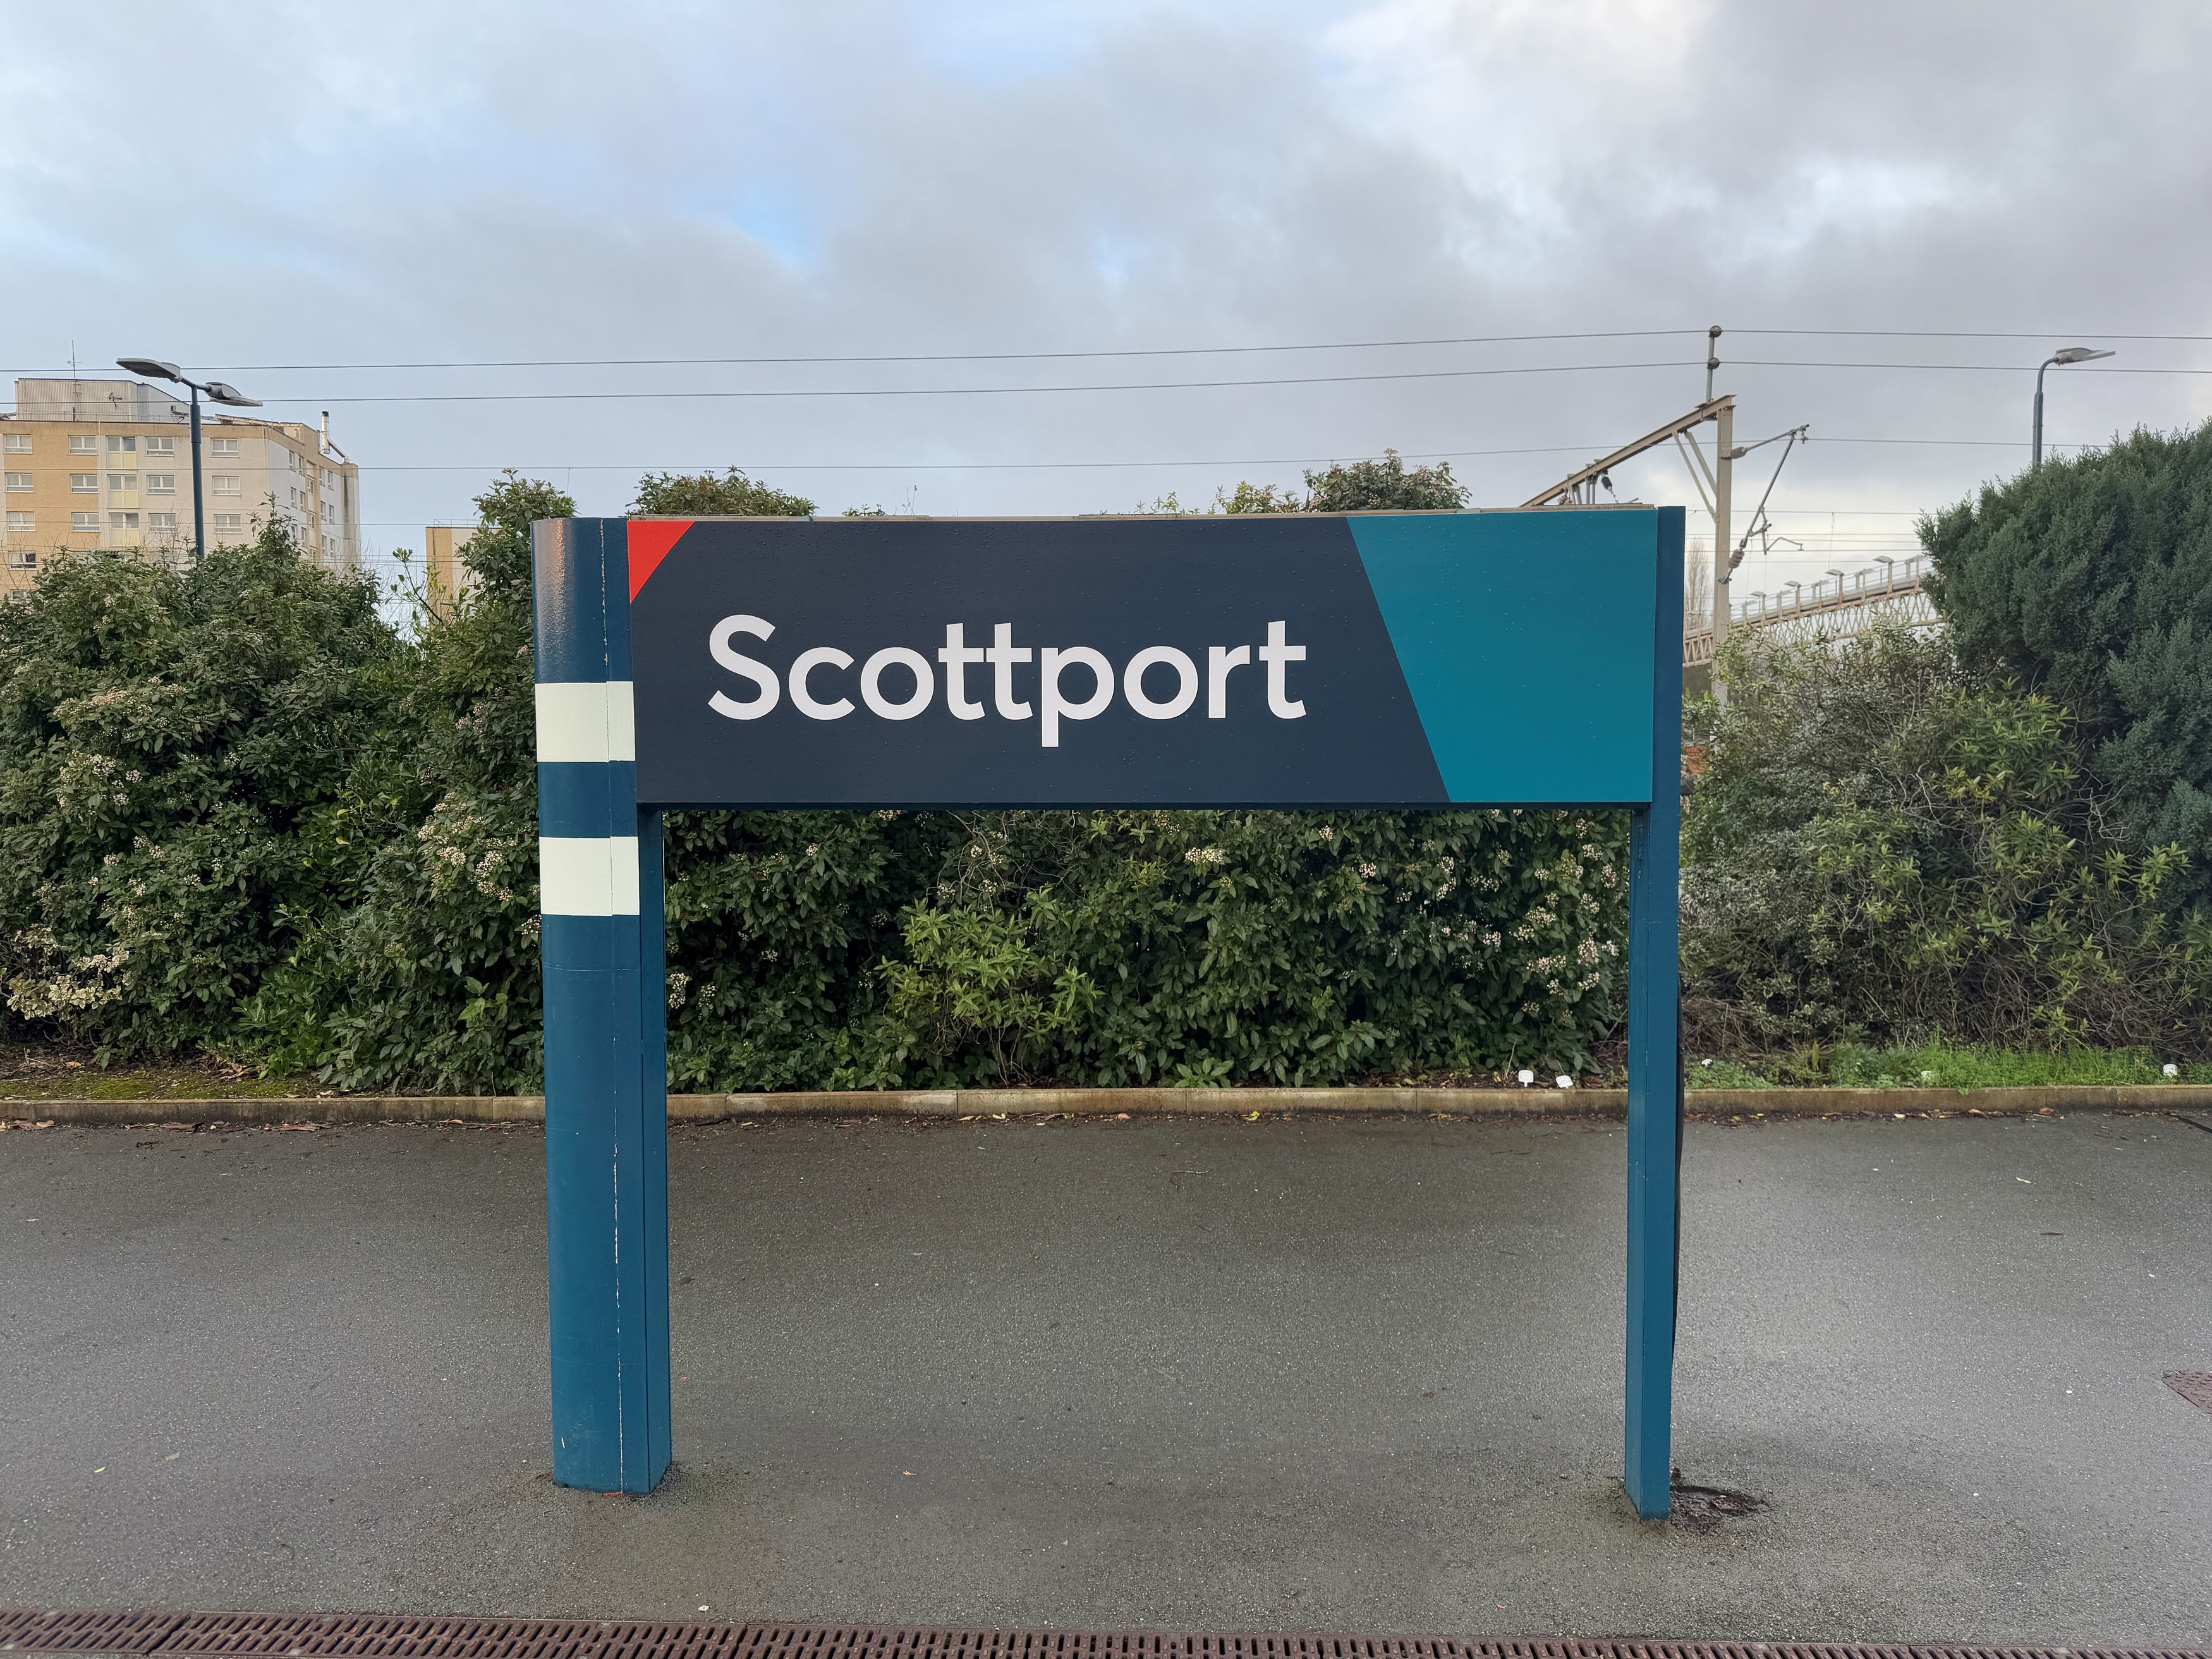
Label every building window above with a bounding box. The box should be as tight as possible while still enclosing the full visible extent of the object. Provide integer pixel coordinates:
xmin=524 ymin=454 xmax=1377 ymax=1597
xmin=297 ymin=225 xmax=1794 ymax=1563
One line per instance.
xmin=147 ymin=436 xmax=176 ymax=456
xmin=6 ymin=511 xmax=32 ymax=532
xmin=109 ymin=473 xmax=138 ymax=492
xmin=211 ymin=475 xmax=240 ymax=497
xmin=107 ymin=435 xmax=137 ymax=453
xmin=71 ymin=512 xmax=99 ymax=532
xmin=5 ymin=550 xmax=33 ymax=571
xmin=4 ymin=473 xmax=29 ymax=492
xmin=109 ymin=512 xmax=139 ymax=531
xmin=212 ymin=512 xmax=243 ymax=530
xmin=69 ymin=435 xmax=97 ymax=454
xmin=71 ymin=473 xmax=97 ymax=494
xmin=210 ymin=437 xmax=240 ymax=458
xmin=2 ymin=435 xmax=30 ymax=454
xmin=147 ymin=473 xmax=176 ymax=494
xmin=148 ymin=511 xmax=178 ymax=531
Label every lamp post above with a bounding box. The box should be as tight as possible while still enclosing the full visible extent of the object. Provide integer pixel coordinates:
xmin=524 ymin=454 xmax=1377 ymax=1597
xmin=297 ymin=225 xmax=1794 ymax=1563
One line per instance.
xmin=115 ymin=358 xmax=261 ymax=561
xmin=2033 ymin=347 xmax=2114 ymax=470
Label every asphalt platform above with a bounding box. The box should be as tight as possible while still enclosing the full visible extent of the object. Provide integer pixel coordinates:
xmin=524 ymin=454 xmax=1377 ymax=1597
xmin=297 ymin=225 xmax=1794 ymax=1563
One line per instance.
xmin=1 ymin=1111 xmax=2208 ymax=1645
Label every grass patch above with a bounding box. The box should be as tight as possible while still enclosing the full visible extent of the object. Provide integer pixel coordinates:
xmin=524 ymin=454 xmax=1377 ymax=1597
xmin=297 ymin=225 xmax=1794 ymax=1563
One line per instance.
xmin=0 ymin=1045 xmax=319 ymax=1101
xmin=1691 ymin=1038 xmax=2211 ymax=1090
xmin=1687 ymin=1057 xmax=1776 ymax=1089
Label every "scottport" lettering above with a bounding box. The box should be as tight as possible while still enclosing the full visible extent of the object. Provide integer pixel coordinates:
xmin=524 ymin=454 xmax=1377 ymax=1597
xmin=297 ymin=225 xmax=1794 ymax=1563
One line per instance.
xmin=707 ymin=617 xmax=1308 ymax=748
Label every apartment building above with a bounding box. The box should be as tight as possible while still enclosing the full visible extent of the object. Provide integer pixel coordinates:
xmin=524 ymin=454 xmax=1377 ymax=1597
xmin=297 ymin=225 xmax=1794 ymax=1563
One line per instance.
xmin=1 ymin=377 xmax=362 ymax=597
xmin=423 ymin=523 xmax=477 ymax=612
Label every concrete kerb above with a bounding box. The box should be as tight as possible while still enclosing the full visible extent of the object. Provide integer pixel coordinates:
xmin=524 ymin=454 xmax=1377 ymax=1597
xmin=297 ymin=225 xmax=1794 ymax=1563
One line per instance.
xmin=6 ymin=1083 xmax=2212 ymax=1127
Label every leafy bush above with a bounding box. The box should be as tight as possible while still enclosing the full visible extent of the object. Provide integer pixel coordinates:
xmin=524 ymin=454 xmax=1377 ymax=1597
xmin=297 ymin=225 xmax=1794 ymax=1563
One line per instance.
xmin=258 ymin=471 xmax=844 ymax=1091
xmin=660 ymin=807 xmax=965 ymax=1091
xmin=1201 ymin=449 xmax=1470 ymax=516
xmin=858 ymin=808 xmax=1627 ymax=1086
xmin=0 ymin=525 xmax=398 ymax=1060
xmin=1924 ymin=423 xmax=2212 ymax=909
xmin=658 ymin=805 xmax=1627 ymax=1091
xmin=1301 ymin=450 xmax=1469 ymax=512
xmin=631 ymin=470 xmax=816 ymax=516
xmin=250 ymin=475 xmax=568 ymax=1088
xmin=1683 ymin=624 xmax=2211 ymax=1057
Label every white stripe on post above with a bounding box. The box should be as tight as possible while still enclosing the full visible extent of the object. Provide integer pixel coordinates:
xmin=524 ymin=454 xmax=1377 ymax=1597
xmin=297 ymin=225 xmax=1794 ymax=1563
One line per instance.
xmin=539 ymin=836 xmax=641 ymax=916
xmin=535 ymin=681 xmax=637 ymax=763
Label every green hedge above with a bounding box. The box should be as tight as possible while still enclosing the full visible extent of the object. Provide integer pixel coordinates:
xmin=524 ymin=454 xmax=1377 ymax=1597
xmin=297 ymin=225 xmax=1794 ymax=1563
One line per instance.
xmin=1 ymin=475 xmax=1626 ymax=1088
xmin=1682 ymin=624 xmax=2210 ymax=1057
xmin=18 ymin=462 xmax=2201 ymax=1087
xmin=0 ymin=527 xmax=398 ymax=1060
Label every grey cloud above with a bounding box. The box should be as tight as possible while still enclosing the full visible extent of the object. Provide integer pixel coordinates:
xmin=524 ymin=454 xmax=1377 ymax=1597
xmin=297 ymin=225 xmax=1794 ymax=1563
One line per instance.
xmin=2 ymin=0 xmax=2206 ymax=564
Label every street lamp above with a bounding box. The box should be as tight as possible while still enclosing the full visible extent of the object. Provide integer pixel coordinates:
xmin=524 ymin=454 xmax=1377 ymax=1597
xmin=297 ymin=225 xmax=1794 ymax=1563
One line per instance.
xmin=2033 ymin=346 xmax=2114 ymax=471
xmin=115 ymin=358 xmax=261 ymax=561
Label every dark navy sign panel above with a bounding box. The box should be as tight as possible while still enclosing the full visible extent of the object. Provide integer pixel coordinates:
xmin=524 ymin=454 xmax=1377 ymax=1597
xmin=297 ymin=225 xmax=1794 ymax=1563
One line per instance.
xmin=623 ymin=509 xmax=1662 ymax=809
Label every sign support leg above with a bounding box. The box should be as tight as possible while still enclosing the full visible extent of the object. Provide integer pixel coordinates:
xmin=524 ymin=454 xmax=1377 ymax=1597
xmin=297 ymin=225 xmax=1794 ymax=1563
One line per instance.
xmin=535 ymin=518 xmax=673 ymax=1495
xmin=1624 ymin=506 xmax=1686 ymax=1521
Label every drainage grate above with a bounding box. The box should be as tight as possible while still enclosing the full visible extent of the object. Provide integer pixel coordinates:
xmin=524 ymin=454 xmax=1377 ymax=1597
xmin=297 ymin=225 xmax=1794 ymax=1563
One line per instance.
xmin=1 ymin=1612 xmax=2208 ymax=1659
xmin=2168 ymin=1371 xmax=2212 ymax=1416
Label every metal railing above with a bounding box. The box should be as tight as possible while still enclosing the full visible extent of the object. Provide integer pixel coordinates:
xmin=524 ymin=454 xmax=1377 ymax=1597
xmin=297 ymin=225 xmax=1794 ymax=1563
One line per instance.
xmin=1684 ymin=554 xmax=1938 ymax=666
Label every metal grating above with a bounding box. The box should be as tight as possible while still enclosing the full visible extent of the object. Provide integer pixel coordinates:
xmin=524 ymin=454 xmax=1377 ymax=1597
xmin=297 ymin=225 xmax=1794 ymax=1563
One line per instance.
xmin=2167 ymin=1371 xmax=2212 ymax=1416
xmin=0 ymin=1612 xmax=2206 ymax=1659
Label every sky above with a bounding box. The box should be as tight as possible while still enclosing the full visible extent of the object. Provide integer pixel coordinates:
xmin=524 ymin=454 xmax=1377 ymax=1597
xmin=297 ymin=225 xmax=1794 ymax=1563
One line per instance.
xmin=6 ymin=0 xmax=2209 ymax=595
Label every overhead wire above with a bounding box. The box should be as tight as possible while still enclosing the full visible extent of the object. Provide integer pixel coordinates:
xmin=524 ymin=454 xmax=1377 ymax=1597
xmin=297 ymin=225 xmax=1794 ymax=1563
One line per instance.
xmin=341 ymin=435 xmax=2094 ymax=474
xmin=8 ymin=357 xmax=2190 ymax=414
xmin=11 ymin=323 xmax=2212 ymax=379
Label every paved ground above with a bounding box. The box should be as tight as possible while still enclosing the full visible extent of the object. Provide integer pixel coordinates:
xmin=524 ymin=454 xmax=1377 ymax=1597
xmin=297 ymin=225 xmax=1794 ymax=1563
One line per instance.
xmin=1 ymin=1111 xmax=2208 ymax=1645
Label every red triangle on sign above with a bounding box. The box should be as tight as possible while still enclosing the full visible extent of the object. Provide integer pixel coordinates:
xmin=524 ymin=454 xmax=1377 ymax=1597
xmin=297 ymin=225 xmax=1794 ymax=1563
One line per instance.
xmin=628 ymin=520 xmax=694 ymax=600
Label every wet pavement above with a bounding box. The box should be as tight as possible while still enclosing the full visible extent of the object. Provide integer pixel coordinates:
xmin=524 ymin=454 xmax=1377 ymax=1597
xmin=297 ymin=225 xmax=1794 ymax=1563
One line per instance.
xmin=1 ymin=1110 xmax=2207 ymax=1644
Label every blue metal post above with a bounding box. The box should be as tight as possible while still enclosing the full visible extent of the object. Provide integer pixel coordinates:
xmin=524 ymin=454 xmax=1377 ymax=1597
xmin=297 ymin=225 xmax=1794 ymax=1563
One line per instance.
xmin=533 ymin=517 xmax=673 ymax=1494
xmin=1624 ymin=506 xmax=1685 ymax=1520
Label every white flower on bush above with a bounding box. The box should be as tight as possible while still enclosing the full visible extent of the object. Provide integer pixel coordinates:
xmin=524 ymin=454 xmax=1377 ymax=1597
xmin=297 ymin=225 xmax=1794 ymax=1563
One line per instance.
xmin=4 ymin=928 xmax=132 ymax=1018
xmin=1184 ymin=846 xmax=1226 ymax=866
